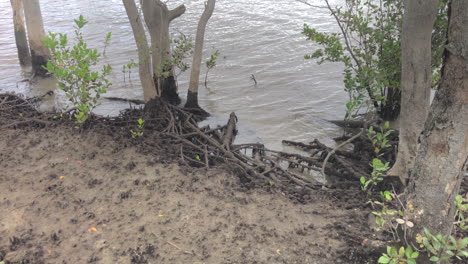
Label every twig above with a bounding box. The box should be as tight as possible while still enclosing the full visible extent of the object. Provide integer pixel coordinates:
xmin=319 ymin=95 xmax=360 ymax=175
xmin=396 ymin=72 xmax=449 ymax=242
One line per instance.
xmin=166 ymin=241 xmax=196 ymax=256
xmin=250 ymin=74 xmax=257 ymax=85
xmin=204 ymin=145 xmax=209 ymax=168
xmin=321 ymin=120 xmax=375 ymax=185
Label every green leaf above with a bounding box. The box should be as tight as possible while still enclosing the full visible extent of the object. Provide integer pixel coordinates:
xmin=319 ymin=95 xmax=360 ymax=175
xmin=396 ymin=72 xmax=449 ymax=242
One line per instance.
xmin=386 ymin=246 xmax=393 ymax=256
xmin=398 ymin=247 xmax=405 ymax=257
xmin=372 ymin=158 xmax=384 ymax=168
xmin=459 ymin=237 xmax=468 ymax=248
xmin=429 ymin=256 xmax=439 ymax=262
xmin=376 ymin=217 xmax=385 ymax=226
xmin=378 ymin=255 xmax=390 ymax=263
xmin=405 ymin=247 xmax=413 ymax=258
xmin=407 ymin=259 xmax=416 ymax=264
xmin=383 ymin=121 xmax=390 ymax=130
xmin=424 ymin=227 xmax=433 ymax=237
xmin=433 ymin=240 xmax=442 ymax=250
xmin=360 ymin=176 xmax=366 ymax=184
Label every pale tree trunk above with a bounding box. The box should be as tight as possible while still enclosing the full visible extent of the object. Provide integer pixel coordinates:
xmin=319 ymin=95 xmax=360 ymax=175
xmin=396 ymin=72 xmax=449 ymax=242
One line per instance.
xmin=10 ymin=0 xmax=30 ymax=66
xmin=141 ymin=0 xmax=185 ymax=105
xmin=23 ymin=0 xmax=49 ymax=76
xmin=185 ymin=0 xmax=216 ymax=115
xmin=406 ymin=0 xmax=467 ymax=262
xmin=123 ymin=0 xmax=156 ymax=102
xmin=388 ymin=0 xmax=439 ymax=183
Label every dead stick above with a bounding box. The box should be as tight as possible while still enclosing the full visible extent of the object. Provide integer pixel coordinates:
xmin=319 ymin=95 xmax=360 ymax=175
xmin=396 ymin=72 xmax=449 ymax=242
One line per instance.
xmin=166 ymin=241 xmax=196 ymax=256
xmin=222 ymin=112 xmax=237 ymax=150
xmin=321 ymin=120 xmax=375 ymax=185
xmin=204 ymin=145 xmax=209 ymax=168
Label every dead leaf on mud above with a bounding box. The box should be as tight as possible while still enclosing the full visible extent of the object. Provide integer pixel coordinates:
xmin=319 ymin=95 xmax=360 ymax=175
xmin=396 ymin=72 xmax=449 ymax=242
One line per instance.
xmin=88 ymin=227 xmax=97 ymax=232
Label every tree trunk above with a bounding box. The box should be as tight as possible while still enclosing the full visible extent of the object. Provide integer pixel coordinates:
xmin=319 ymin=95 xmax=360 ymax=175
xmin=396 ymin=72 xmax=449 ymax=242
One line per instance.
xmin=123 ymin=0 xmax=156 ymax=102
xmin=406 ymin=0 xmax=467 ymax=262
xmin=23 ymin=0 xmax=49 ymax=76
xmin=141 ymin=0 xmax=185 ymax=105
xmin=185 ymin=0 xmax=216 ymax=114
xmin=10 ymin=0 xmax=30 ymax=66
xmin=388 ymin=0 xmax=439 ymax=183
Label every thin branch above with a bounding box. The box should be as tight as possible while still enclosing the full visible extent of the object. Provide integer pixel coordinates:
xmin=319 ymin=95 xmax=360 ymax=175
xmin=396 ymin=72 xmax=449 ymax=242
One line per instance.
xmin=166 ymin=241 xmax=196 ymax=256
xmin=321 ymin=120 xmax=375 ymax=185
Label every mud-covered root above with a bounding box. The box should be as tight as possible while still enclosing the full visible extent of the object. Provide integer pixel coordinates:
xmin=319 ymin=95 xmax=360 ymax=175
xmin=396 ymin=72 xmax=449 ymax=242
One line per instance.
xmin=0 ymin=92 xmax=53 ymax=129
xmin=0 ymin=93 xmax=382 ymax=193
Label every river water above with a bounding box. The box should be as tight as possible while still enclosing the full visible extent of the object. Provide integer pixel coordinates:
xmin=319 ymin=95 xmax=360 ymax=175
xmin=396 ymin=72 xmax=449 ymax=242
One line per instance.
xmin=0 ymin=0 xmax=347 ymax=150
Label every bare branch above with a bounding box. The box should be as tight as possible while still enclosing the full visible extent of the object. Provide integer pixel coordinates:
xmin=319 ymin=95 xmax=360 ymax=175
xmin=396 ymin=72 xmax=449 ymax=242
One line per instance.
xmin=168 ymin=4 xmax=186 ymax=21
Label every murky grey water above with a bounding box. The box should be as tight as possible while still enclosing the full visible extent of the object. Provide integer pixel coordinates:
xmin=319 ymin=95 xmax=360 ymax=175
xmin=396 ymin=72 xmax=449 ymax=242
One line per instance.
xmin=0 ymin=0 xmax=347 ymax=150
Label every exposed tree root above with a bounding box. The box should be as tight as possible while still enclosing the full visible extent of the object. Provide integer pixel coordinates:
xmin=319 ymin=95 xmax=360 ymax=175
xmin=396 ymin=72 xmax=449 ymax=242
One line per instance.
xmin=4 ymin=92 xmax=449 ymax=197
xmin=105 ymin=96 xmax=145 ymax=105
xmin=0 ymin=92 xmax=53 ymax=129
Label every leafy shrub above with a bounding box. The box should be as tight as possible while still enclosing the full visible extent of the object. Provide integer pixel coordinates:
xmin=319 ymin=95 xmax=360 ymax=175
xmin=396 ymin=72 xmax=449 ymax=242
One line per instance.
xmin=302 ymin=0 xmax=447 ymax=120
xmin=43 ymin=15 xmax=112 ymax=123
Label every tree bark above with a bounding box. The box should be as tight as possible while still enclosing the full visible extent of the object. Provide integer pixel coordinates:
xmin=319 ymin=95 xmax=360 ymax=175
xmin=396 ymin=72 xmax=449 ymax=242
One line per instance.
xmin=123 ymin=0 xmax=156 ymax=102
xmin=185 ymin=0 xmax=216 ymax=113
xmin=388 ymin=0 xmax=439 ymax=183
xmin=406 ymin=0 xmax=467 ymax=262
xmin=141 ymin=0 xmax=185 ymax=105
xmin=23 ymin=0 xmax=49 ymax=76
xmin=10 ymin=0 xmax=30 ymax=66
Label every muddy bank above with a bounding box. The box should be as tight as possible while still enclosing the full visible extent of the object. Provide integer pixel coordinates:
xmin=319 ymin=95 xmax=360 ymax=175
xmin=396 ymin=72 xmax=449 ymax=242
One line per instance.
xmin=0 ymin=125 xmax=376 ymax=264
xmin=0 ymin=92 xmax=405 ymax=263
